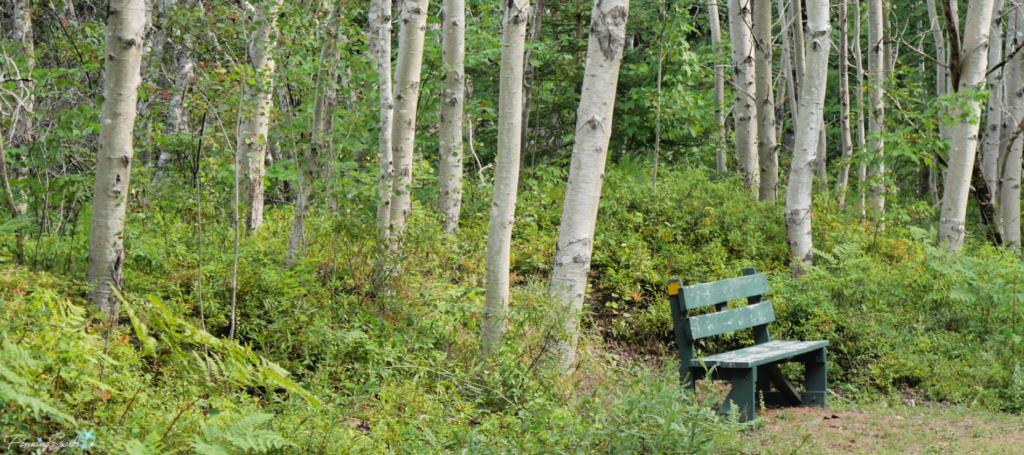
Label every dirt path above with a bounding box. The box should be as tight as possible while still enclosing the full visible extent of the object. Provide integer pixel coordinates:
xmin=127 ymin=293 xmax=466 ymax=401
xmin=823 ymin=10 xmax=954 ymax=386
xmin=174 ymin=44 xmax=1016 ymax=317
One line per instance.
xmin=740 ymin=404 xmax=1024 ymax=454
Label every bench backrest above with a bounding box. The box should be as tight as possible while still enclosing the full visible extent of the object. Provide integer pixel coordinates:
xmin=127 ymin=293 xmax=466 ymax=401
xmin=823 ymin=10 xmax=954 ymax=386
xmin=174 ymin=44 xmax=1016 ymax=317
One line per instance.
xmin=668 ymin=268 xmax=774 ymax=367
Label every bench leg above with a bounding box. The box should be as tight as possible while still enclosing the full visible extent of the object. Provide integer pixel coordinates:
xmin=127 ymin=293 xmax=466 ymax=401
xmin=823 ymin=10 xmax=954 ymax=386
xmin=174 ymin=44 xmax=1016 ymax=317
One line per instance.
xmin=803 ymin=348 xmax=828 ymax=409
xmin=718 ymin=367 xmax=757 ymax=422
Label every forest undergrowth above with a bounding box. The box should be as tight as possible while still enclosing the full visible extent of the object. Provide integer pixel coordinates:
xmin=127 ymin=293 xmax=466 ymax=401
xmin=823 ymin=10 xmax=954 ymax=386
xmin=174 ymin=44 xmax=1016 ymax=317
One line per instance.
xmin=1 ymin=162 xmax=1022 ymax=453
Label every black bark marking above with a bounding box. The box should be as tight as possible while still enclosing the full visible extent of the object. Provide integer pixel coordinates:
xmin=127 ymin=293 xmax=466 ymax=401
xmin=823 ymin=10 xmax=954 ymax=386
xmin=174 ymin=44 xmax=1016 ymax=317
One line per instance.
xmin=591 ymin=1 xmax=628 ymax=61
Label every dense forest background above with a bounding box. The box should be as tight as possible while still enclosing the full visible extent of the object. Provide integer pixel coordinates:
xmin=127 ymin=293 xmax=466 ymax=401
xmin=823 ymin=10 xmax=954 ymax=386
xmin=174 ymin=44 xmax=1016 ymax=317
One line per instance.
xmin=1 ymin=0 xmax=1024 ymax=452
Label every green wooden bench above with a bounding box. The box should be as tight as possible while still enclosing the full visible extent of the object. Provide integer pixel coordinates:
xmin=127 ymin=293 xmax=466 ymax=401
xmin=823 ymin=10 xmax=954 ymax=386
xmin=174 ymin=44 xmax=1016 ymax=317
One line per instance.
xmin=667 ymin=268 xmax=828 ymax=422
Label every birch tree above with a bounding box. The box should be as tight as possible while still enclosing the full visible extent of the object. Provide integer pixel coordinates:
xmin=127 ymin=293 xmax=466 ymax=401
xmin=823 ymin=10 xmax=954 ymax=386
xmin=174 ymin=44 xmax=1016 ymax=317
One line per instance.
xmin=388 ymin=0 xmax=431 ymax=239
xmin=867 ymin=0 xmax=886 ymax=214
xmin=938 ymin=0 xmax=998 ymax=250
xmin=837 ymin=0 xmax=855 ymax=204
xmin=729 ymin=0 xmax=758 ymax=194
xmin=12 ymin=0 xmax=33 ymax=153
xmin=377 ymin=0 xmax=394 ymax=239
xmin=542 ymin=0 xmax=629 ymax=371
xmin=87 ymin=0 xmax=146 ymax=313
xmin=784 ymin=0 xmax=831 ymax=275
xmin=709 ymin=0 xmax=727 ymax=173
xmin=236 ymin=0 xmax=283 ymax=232
xmin=482 ymin=0 xmax=530 ymax=357
xmin=855 ymin=0 xmax=869 ymax=210
xmin=926 ymin=0 xmax=946 ymax=205
xmin=981 ymin=0 xmax=1005 ymax=201
xmin=286 ymin=1 xmax=343 ymax=266
xmin=437 ymin=0 xmax=466 ymax=234
xmin=1000 ymin=3 xmax=1023 ymax=248
xmin=520 ymin=0 xmax=546 ymax=174
xmin=754 ymin=0 xmax=777 ymax=201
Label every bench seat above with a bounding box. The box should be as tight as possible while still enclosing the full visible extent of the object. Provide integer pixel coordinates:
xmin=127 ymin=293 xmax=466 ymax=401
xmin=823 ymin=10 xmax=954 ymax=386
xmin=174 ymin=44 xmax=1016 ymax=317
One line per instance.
xmin=691 ymin=340 xmax=830 ymax=369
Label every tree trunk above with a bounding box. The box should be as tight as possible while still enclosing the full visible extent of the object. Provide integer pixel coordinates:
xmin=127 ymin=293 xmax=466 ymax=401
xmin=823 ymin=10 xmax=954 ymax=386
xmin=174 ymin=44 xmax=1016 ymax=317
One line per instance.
xmin=754 ymin=0 xmax=777 ymax=201
xmin=377 ymin=0 xmax=395 ymax=240
xmin=854 ymin=0 xmax=869 ymax=212
xmin=87 ymin=0 xmax=147 ymax=314
xmin=286 ymin=1 xmax=342 ymax=267
xmin=837 ymin=0 xmax=854 ymax=205
xmin=519 ymin=0 xmax=546 ymax=176
xmin=816 ymin=126 xmax=827 ymax=189
xmin=368 ymin=0 xmax=381 ymax=60
xmin=710 ymin=0 xmax=727 ymax=173
xmin=867 ymin=0 xmax=886 ymax=215
xmin=926 ymin=0 xmax=946 ymax=206
xmin=792 ymin=0 xmax=806 ymax=95
xmin=156 ymin=0 xmax=198 ymax=175
xmin=1001 ymin=5 xmax=1024 ymax=248
xmin=728 ymin=0 xmax=759 ymax=194
xmin=437 ymin=0 xmax=466 ymax=234
xmin=544 ymin=0 xmax=629 ymax=371
xmin=982 ymin=0 xmax=1005 ymax=203
xmin=236 ymin=0 xmax=282 ymax=233
xmin=784 ymin=0 xmax=831 ymax=276
xmin=778 ymin=0 xmax=799 ymax=156
xmin=938 ymin=0 xmax=997 ymax=250
xmin=481 ymin=0 xmax=530 ymax=357
xmin=10 ymin=0 xmax=32 ymax=220
xmin=388 ymin=0 xmax=431 ymax=239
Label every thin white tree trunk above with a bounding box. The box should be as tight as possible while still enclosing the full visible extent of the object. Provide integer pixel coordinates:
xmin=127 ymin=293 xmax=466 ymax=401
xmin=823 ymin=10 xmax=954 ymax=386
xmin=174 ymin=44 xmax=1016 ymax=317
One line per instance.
xmin=437 ymin=0 xmax=466 ymax=234
xmin=728 ymin=0 xmax=759 ymax=194
xmin=481 ymin=0 xmax=530 ymax=357
xmin=816 ymin=125 xmax=827 ymax=188
xmin=236 ymin=0 xmax=282 ymax=232
xmin=792 ymin=0 xmax=807 ymax=94
xmin=1001 ymin=3 xmax=1023 ymax=248
xmin=377 ymin=0 xmax=395 ymax=240
xmin=87 ymin=0 xmax=146 ymax=313
xmin=710 ymin=0 xmax=728 ymax=173
xmin=982 ymin=0 xmax=1005 ymax=201
xmin=855 ymin=0 xmax=869 ymax=212
xmin=286 ymin=1 xmax=343 ymax=266
xmin=778 ymin=0 xmax=799 ymax=155
xmin=544 ymin=0 xmax=629 ymax=371
xmin=520 ymin=0 xmax=546 ymax=174
xmin=938 ymin=0 xmax=997 ymax=250
xmin=754 ymin=0 xmax=777 ymax=201
xmin=368 ymin=0 xmax=381 ymax=60
xmin=867 ymin=0 xmax=886 ymax=214
xmin=388 ymin=0 xmax=431 ymax=239
xmin=784 ymin=0 xmax=831 ymax=276
xmin=926 ymin=0 xmax=946 ymax=205
xmin=11 ymin=0 xmax=32 ymax=215
xmin=837 ymin=0 xmax=855 ymax=205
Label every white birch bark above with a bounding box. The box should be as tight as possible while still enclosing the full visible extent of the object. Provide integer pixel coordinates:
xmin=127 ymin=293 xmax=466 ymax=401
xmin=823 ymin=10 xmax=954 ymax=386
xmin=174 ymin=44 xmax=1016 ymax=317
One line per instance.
xmin=1000 ymin=4 xmax=1023 ymax=248
xmin=926 ymin=0 xmax=946 ymax=206
xmin=938 ymin=0 xmax=998 ymax=250
xmin=368 ymin=0 xmax=381 ymax=60
xmin=982 ymin=0 xmax=1005 ymax=201
xmin=481 ymin=0 xmax=530 ymax=357
xmin=855 ymin=0 xmax=869 ymax=211
xmin=437 ymin=0 xmax=466 ymax=234
xmin=728 ymin=0 xmax=759 ymax=194
xmin=87 ymin=0 xmax=146 ymax=313
xmin=156 ymin=0 xmax=198 ymax=175
xmin=754 ymin=0 xmax=777 ymax=201
xmin=520 ymin=0 xmax=546 ymax=173
xmin=236 ymin=0 xmax=282 ymax=232
xmin=286 ymin=1 xmax=343 ymax=266
xmin=12 ymin=0 xmax=33 ymax=149
xmin=837 ymin=0 xmax=855 ymax=205
xmin=867 ymin=0 xmax=886 ymax=214
xmin=388 ymin=0 xmax=431 ymax=239
xmin=377 ymin=0 xmax=395 ymax=240
xmin=784 ymin=0 xmax=831 ymax=275
xmin=710 ymin=0 xmax=727 ymax=173
xmin=792 ymin=0 xmax=806 ymax=93
xmin=544 ymin=0 xmax=629 ymax=371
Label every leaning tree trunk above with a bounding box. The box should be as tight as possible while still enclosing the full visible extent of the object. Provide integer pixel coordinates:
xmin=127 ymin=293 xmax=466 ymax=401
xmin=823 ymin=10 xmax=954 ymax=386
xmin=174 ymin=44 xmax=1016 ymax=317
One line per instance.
xmin=866 ymin=0 xmax=886 ymax=215
xmin=437 ymin=0 xmax=466 ymax=234
xmin=792 ymin=0 xmax=806 ymax=95
xmin=156 ymin=0 xmax=199 ymax=175
xmin=236 ymin=0 xmax=282 ymax=232
xmin=709 ymin=0 xmax=727 ymax=173
xmin=481 ymin=0 xmax=530 ymax=357
xmin=1001 ymin=4 xmax=1024 ymax=248
xmin=376 ymin=0 xmax=395 ymax=240
xmin=837 ymin=0 xmax=855 ymax=205
xmin=544 ymin=0 xmax=629 ymax=372
xmin=754 ymin=0 xmax=777 ymax=201
xmin=519 ymin=0 xmax=546 ymax=176
xmin=285 ymin=0 xmax=342 ymax=267
xmin=784 ymin=0 xmax=831 ymax=276
xmin=388 ymin=0 xmax=431 ymax=240
xmin=982 ymin=0 xmax=1005 ymax=202
xmin=87 ymin=0 xmax=146 ymax=314
xmin=938 ymin=0 xmax=997 ymax=250
xmin=728 ymin=0 xmax=759 ymax=194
